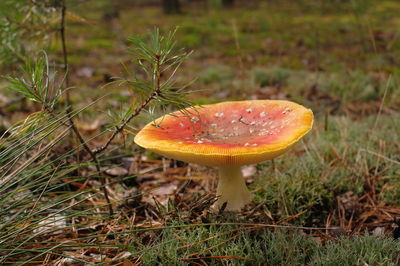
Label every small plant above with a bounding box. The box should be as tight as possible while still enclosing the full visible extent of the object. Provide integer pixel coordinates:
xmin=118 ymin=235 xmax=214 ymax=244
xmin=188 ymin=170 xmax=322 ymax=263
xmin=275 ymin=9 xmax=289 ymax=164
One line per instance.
xmin=0 ymin=0 xmax=60 ymax=67
xmin=94 ymin=28 xmax=195 ymax=154
xmin=6 ymin=53 xmax=63 ymax=112
xmin=0 ymin=25 xmax=196 ymax=263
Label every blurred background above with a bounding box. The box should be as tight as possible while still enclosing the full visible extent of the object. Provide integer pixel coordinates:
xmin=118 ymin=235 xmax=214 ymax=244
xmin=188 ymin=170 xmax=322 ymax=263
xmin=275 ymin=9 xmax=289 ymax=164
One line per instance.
xmin=64 ymin=0 xmax=400 ymax=116
xmin=2 ymin=0 xmax=400 ymax=120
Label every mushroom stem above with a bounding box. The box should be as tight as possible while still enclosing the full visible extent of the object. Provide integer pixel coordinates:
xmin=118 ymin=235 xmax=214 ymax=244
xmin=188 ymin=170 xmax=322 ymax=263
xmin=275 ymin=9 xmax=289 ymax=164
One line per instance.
xmin=213 ymin=166 xmax=253 ymax=212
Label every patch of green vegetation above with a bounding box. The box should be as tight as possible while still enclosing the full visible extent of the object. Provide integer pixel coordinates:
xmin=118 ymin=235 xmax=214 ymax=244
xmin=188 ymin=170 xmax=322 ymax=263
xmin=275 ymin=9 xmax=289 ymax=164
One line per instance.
xmin=137 ymin=225 xmax=400 ymax=265
xmin=255 ymin=164 xmax=333 ymax=223
xmin=179 ymin=31 xmax=203 ymax=49
xmin=252 ymin=67 xmax=291 ymax=87
xmin=85 ymin=38 xmax=113 ymax=49
xmin=314 ymin=71 xmax=386 ymax=102
xmin=248 ymin=66 xmax=397 ymax=107
xmin=139 ymin=226 xmax=318 ymax=265
xmin=199 ymin=64 xmax=234 ymax=85
xmin=253 ymin=115 xmax=400 ymax=222
xmin=311 ymin=235 xmax=400 ymax=265
xmin=381 ymin=172 xmax=400 ymax=205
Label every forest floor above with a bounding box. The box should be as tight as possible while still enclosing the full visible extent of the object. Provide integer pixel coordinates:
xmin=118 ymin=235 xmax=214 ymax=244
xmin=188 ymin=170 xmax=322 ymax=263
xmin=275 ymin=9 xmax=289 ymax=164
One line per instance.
xmin=2 ymin=0 xmax=400 ymax=264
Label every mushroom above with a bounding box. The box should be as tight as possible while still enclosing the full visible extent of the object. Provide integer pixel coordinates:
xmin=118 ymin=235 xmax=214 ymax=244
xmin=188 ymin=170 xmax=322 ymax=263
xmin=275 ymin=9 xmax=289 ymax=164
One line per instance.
xmin=134 ymin=100 xmax=313 ymax=211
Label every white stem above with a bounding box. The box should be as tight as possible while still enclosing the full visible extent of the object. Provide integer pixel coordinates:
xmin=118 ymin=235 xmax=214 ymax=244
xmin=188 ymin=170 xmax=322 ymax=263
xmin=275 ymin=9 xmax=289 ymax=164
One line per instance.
xmin=212 ymin=166 xmax=253 ymax=212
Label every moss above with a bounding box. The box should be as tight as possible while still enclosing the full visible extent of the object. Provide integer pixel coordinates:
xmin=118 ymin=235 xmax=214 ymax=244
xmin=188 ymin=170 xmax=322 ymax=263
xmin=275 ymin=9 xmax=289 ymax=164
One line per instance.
xmin=312 ymin=235 xmax=400 ymax=266
xmin=138 ymin=224 xmax=400 ymax=265
xmin=85 ymin=38 xmax=113 ymax=49
xmin=199 ymin=65 xmax=234 ymax=85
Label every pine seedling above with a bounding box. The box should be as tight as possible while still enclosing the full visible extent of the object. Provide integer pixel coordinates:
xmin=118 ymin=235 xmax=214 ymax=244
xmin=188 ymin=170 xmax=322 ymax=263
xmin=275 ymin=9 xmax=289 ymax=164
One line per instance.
xmin=5 ymin=53 xmax=63 ymax=112
xmin=0 ymin=55 xmax=104 ymax=263
xmin=94 ymin=28 xmax=196 ymax=154
xmin=0 ymin=26 xmax=198 ymax=263
xmin=0 ymin=0 xmax=60 ymax=67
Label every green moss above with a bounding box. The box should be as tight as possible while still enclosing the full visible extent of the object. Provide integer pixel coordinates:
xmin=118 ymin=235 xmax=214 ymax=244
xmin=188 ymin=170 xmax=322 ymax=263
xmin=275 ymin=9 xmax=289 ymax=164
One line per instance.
xmin=85 ymin=38 xmax=113 ymax=49
xmin=199 ymin=65 xmax=234 ymax=85
xmin=139 ymin=225 xmax=319 ymax=265
xmin=253 ymin=115 xmax=400 ymax=222
xmin=137 ymin=224 xmax=400 ymax=265
xmin=252 ymin=67 xmax=291 ymax=87
xmin=312 ymin=235 xmax=400 ymax=266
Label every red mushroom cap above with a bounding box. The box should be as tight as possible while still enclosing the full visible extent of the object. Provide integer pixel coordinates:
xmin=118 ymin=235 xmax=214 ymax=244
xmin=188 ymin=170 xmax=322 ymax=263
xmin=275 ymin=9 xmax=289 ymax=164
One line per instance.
xmin=134 ymin=100 xmax=313 ymax=166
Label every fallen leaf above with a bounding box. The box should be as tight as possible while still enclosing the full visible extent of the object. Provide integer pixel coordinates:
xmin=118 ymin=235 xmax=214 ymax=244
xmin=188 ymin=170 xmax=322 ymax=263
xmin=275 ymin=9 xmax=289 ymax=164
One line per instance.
xmin=153 ymin=183 xmax=178 ymax=195
xmin=106 ymin=167 xmax=128 ymax=177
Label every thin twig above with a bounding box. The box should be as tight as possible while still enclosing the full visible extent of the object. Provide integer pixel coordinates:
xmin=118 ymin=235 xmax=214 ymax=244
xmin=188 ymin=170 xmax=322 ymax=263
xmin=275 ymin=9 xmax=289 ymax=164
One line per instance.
xmin=358 ymin=149 xmax=400 ymax=166
xmin=92 ymin=55 xmax=162 ymax=155
xmin=92 ymin=90 xmax=158 ymax=154
xmin=368 ymin=75 xmax=391 ymax=148
xmin=60 ymin=1 xmax=68 ymax=89
xmin=59 ymin=0 xmax=113 ymax=215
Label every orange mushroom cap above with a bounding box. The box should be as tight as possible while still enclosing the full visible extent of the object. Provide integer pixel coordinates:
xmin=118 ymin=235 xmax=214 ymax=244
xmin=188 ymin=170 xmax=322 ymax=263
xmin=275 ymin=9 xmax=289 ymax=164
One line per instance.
xmin=134 ymin=100 xmax=313 ymax=166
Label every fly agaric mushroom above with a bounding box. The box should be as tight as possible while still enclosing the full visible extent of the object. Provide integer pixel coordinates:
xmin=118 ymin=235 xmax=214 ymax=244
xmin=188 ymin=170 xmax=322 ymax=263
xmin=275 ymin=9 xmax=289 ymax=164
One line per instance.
xmin=134 ymin=100 xmax=313 ymax=211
